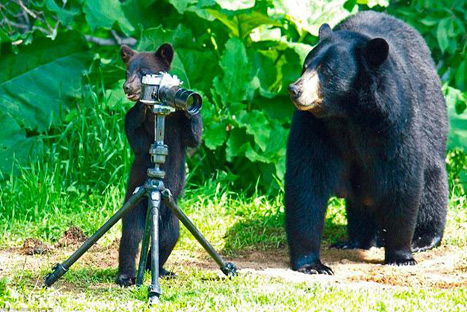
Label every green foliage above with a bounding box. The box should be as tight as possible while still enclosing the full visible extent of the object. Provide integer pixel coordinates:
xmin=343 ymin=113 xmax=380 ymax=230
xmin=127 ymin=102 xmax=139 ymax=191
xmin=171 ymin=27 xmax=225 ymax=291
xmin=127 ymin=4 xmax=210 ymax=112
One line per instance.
xmin=387 ymin=0 xmax=466 ymax=109
xmin=0 ymin=0 xmax=465 ymax=192
xmin=0 ymin=31 xmax=92 ymax=172
xmin=83 ymin=0 xmax=134 ymax=35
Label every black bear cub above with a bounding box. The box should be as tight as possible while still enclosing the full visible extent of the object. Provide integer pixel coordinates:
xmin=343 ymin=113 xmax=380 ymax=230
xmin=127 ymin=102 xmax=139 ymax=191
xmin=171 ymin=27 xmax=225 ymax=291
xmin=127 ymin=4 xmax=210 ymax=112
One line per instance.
xmin=285 ymin=11 xmax=448 ymax=274
xmin=116 ymin=43 xmax=202 ymax=286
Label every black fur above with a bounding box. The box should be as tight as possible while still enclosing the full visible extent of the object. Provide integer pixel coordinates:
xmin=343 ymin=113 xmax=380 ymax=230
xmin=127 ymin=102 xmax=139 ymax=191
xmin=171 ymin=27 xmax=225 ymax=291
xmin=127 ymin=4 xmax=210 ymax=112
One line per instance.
xmin=116 ymin=44 xmax=203 ymax=286
xmin=285 ymin=11 xmax=448 ymax=274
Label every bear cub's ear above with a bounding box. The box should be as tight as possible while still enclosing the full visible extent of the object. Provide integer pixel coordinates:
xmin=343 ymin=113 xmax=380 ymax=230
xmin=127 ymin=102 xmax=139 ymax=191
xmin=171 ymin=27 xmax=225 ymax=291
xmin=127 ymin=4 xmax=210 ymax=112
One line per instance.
xmin=155 ymin=43 xmax=174 ymax=67
xmin=363 ymin=38 xmax=389 ymax=68
xmin=319 ymin=23 xmax=332 ymax=41
xmin=121 ymin=45 xmax=135 ymax=64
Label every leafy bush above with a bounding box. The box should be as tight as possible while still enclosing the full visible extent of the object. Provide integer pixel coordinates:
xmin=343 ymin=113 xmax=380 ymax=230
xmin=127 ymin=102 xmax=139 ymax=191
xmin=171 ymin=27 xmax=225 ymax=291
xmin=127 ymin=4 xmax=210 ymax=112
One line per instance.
xmin=0 ymin=0 xmax=465 ymax=192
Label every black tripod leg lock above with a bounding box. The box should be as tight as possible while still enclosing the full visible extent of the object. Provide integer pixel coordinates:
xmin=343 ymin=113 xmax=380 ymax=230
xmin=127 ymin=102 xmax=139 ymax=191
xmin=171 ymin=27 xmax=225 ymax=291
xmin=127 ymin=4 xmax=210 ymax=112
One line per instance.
xmin=221 ymin=262 xmax=238 ymax=277
xmin=44 ymin=263 xmax=68 ymax=287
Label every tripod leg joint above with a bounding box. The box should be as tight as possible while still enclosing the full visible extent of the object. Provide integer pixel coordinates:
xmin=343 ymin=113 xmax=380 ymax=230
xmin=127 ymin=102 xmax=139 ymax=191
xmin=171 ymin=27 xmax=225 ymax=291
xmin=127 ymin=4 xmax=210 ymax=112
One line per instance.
xmin=161 ymin=188 xmax=172 ymax=199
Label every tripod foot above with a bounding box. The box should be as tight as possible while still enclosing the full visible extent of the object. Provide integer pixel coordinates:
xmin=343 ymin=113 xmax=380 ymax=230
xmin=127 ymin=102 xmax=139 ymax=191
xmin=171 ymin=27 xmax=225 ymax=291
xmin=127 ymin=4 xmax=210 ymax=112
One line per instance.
xmin=44 ymin=263 xmax=68 ymax=287
xmin=148 ymin=284 xmax=161 ymax=306
xmin=221 ymin=262 xmax=237 ymax=277
xmin=148 ymin=295 xmax=160 ymax=306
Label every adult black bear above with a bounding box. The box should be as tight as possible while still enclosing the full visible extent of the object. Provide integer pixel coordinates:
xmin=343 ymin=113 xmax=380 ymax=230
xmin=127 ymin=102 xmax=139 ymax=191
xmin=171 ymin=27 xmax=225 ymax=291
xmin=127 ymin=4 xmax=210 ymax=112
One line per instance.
xmin=285 ymin=11 xmax=448 ymax=274
xmin=116 ymin=44 xmax=203 ymax=286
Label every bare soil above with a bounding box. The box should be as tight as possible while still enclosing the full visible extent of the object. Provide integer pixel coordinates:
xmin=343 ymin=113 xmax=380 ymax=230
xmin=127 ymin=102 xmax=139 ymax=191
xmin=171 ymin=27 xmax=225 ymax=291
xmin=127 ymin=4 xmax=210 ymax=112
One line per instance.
xmin=2 ymin=228 xmax=466 ymax=291
xmin=2 ymin=246 xmax=464 ymax=291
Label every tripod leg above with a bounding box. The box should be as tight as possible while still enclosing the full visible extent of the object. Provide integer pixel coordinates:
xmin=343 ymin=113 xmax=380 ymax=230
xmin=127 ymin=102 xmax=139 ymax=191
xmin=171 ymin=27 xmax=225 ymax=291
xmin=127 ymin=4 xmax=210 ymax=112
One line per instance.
xmin=161 ymin=190 xmax=237 ymax=277
xmin=148 ymin=190 xmax=162 ymax=305
xmin=45 ymin=187 xmax=146 ymax=287
xmin=136 ymin=206 xmax=152 ymax=287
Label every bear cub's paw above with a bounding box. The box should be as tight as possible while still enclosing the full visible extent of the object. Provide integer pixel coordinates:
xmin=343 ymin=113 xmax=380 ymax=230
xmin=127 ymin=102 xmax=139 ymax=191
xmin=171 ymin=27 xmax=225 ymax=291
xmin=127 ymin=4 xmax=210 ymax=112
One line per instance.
xmin=116 ymin=273 xmax=136 ymax=287
xmin=296 ymin=261 xmax=334 ymax=275
xmin=160 ymin=268 xmax=176 ymax=280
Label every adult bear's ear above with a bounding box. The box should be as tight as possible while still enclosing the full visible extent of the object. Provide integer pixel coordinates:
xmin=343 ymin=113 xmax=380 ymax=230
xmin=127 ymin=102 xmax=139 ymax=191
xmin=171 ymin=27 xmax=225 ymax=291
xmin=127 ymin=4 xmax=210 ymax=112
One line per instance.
xmin=363 ymin=38 xmax=389 ymax=67
xmin=319 ymin=23 xmax=332 ymax=41
xmin=121 ymin=45 xmax=135 ymax=64
xmin=155 ymin=43 xmax=174 ymax=67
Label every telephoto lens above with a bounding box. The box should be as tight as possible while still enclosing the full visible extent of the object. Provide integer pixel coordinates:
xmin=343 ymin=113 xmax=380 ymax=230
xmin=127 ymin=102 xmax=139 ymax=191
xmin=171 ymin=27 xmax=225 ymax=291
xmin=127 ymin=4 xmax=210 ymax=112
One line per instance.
xmin=172 ymin=88 xmax=202 ymax=116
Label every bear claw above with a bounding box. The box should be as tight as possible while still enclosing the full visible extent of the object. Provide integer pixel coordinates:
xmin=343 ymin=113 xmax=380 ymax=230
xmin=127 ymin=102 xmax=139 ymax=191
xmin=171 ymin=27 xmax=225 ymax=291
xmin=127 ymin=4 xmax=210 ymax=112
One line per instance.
xmin=296 ymin=262 xmax=334 ymax=275
xmin=385 ymin=258 xmax=417 ymax=266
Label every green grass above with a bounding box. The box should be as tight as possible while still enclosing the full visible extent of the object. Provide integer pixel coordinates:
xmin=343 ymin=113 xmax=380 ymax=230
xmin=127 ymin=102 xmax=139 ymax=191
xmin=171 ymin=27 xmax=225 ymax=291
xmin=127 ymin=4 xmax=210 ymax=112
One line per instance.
xmin=0 ymin=91 xmax=466 ymax=311
xmin=1 ymin=262 xmax=467 ymax=311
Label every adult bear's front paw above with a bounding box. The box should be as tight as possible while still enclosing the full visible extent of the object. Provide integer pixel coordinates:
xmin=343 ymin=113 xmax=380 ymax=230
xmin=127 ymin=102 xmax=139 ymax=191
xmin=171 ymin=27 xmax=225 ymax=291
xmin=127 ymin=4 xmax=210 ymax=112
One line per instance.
xmin=385 ymin=250 xmax=417 ymax=266
xmin=296 ymin=261 xmax=334 ymax=275
xmin=385 ymin=258 xmax=417 ymax=266
xmin=385 ymin=251 xmax=417 ymax=266
xmin=116 ymin=273 xmax=136 ymax=287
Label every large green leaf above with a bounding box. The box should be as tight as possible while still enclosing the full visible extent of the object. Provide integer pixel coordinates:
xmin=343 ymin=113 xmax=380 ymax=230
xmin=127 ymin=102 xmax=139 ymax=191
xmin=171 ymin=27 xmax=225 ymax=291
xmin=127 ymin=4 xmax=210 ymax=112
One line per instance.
xmin=83 ymin=0 xmax=134 ymax=35
xmin=168 ymin=0 xmax=198 ymax=14
xmin=0 ymin=31 xmax=92 ymax=132
xmin=204 ymin=122 xmax=227 ymax=149
xmin=225 ymin=128 xmax=252 ymax=162
xmin=46 ymin=0 xmax=81 ymax=26
xmin=0 ymin=112 xmax=42 ymax=174
xmin=0 ymin=31 xmax=91 ymax=173
xmin=212 ymin=38 xmax=252 ymax=104
xmin=206 ymin=4 xmax=281 ymax=39
xmin=237 ymin=110 xmax=270 ymax=151
xmin=437 ymin=18 xmax=449 ymax=54
xmin=446 ymin=86 xmax=467 ymax=150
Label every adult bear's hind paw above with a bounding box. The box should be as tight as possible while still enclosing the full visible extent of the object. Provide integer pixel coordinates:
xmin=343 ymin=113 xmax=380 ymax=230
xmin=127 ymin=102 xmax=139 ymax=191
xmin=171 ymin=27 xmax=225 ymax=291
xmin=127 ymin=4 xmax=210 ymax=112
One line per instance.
xmin=330 ymin=240 xmax=373 ymax=250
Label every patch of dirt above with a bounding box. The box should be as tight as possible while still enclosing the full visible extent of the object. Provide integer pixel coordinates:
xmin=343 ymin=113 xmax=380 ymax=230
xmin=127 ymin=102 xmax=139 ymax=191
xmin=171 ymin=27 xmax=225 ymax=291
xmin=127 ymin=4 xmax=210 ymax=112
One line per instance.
xmin=22 ymin=238 xmax=52 ymax=255
xmin=2 ymin=240 xmax=467 ymax=292
xmin=55 ymin=226 xmax=88 ymax=248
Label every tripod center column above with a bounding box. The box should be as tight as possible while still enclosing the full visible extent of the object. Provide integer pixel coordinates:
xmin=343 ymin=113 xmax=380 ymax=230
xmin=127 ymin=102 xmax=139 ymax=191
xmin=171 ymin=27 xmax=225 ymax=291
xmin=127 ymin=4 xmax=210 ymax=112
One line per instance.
xmin=147 ymin=105 xmax=174 ymax=180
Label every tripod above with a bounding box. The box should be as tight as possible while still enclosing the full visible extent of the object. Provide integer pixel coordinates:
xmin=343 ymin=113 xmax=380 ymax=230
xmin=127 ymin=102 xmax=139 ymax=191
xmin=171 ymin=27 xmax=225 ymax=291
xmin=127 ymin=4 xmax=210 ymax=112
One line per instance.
xmin=45 ymin=103 xmax=237 ymax=305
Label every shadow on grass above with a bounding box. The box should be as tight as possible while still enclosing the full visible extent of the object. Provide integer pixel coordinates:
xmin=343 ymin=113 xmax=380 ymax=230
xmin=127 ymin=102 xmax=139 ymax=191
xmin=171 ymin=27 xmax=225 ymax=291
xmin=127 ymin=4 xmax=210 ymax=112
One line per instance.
xmin=61 ymin=267 xmax=117 ymax=288
xmin=222 ymin=211 xmax=348 ymax=256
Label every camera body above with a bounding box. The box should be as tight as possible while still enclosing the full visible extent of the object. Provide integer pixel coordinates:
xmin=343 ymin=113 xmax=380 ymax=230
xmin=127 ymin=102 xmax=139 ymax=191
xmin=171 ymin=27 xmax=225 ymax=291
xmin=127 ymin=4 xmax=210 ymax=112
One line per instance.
xmin=140 ymin=72 xmax=202 ymax=116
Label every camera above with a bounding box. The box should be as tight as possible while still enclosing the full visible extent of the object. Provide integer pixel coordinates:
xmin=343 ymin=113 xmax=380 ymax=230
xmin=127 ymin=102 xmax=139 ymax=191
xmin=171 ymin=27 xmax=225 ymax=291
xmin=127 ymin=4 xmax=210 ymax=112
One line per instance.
xmin=140 ymin=72 xmax=202 ymax=116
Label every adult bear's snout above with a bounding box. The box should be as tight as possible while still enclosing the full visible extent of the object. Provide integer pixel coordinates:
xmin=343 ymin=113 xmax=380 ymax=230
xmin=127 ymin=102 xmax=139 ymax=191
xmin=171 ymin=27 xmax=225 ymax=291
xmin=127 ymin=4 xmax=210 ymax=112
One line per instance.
xmin=288 ymin=84 xmax=301 ymax=99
